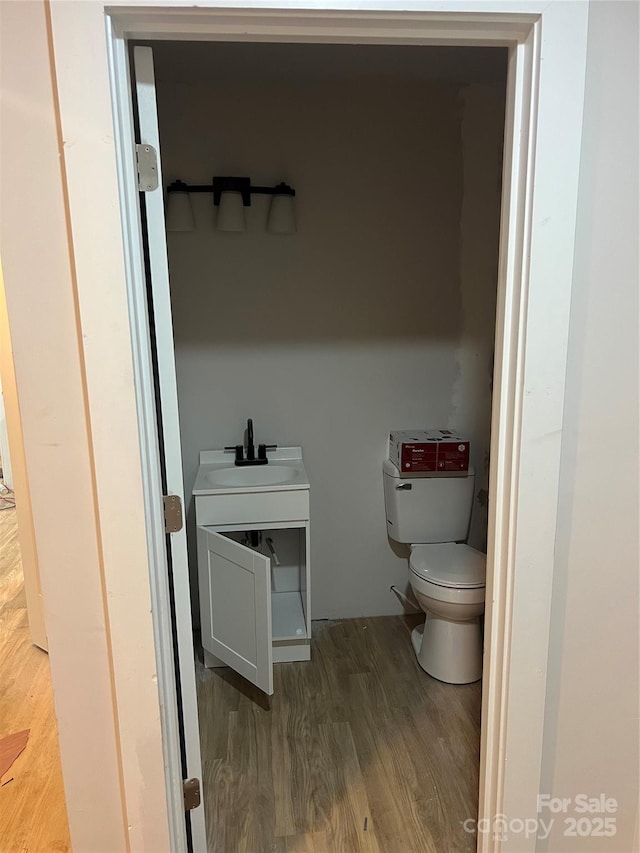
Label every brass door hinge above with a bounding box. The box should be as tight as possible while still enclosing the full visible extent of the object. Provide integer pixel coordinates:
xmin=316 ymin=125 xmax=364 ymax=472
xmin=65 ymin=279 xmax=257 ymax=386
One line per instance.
xmin=163 ymin=495 xmax=183 ymax=533
xmin=136 ymin=143 xmax=159 ymax=191
xmin=183 ymin=777 xmax=201 ymax=811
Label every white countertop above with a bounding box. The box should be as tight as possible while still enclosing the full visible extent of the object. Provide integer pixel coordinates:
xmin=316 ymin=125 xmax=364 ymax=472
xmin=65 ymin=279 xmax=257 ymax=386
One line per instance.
xmin=192 ymin=446 xmax=309 ymax=496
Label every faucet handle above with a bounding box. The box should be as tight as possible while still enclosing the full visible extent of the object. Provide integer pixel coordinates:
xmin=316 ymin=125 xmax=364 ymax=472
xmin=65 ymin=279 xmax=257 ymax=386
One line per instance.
xmin=258 ymin=444 xmax=277 ymax=460
xmin=225 ymin=444 xmax=244 ymax=462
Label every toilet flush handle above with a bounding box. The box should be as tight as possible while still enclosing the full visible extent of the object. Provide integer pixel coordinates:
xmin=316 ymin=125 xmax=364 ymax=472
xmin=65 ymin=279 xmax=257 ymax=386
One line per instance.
xmin=396 ymin=482 xmax=412 ymax=490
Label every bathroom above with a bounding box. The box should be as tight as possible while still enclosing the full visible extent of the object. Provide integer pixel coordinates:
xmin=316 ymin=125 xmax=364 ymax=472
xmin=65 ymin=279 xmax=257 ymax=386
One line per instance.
xmin=147 ymin=39 xmax=506 ymax=851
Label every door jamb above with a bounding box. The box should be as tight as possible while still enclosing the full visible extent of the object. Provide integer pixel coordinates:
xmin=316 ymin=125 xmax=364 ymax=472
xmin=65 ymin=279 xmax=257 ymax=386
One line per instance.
xmin=106 ymin=23 xmax=193 ymax=852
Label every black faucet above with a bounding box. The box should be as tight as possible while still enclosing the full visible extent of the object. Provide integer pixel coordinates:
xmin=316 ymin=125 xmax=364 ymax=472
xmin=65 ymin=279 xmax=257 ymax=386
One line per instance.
xmin=225 ymin=418 xmax=277 ymax=466
xmin=246 ymin=418 xmax=255 ymax=461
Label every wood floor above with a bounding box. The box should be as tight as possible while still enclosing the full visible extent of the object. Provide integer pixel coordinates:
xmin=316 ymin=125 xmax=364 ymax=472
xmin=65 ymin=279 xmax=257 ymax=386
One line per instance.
xmin=197 ymin=615 xmax=481 ymax=853
xmin=0 ymin=507 xmax=71 ymax=853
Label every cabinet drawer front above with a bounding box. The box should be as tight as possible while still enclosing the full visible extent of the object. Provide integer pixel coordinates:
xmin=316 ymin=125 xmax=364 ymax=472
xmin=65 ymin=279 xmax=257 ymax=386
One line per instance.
xmin=195 ymin=490 xmax=309 ymax=526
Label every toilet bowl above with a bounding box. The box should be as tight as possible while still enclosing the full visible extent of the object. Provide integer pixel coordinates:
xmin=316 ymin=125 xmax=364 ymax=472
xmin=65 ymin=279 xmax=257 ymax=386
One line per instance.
xmin=408 ymin=543 xmax=485 ymax=684
xmin=382 ymin=459 xmax=486 ymax=684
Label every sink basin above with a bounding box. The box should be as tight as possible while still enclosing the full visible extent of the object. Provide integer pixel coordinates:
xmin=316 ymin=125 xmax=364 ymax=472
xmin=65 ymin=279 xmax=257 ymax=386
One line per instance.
xmin=192 ymin=447 xmax=308 ymax=496
xmin=206 ymin=465 xmax=299 ymax=489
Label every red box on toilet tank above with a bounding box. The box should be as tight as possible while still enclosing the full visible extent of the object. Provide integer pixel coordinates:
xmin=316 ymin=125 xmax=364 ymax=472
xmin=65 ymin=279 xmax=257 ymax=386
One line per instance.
xmin=389 ymin=429 xmax=470 ymax=474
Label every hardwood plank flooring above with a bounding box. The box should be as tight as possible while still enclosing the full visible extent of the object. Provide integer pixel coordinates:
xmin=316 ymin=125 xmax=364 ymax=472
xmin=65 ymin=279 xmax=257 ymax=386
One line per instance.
xmin=197 ymin=616 xmax=481 ymax=852
xmin=0 ymin=508 xmax=71 ymax=852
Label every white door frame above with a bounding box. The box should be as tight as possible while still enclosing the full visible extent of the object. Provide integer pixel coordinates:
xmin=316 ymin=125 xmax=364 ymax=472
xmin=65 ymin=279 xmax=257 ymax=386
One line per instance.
xmin=48 ymin=3 xmax=588 ymax=851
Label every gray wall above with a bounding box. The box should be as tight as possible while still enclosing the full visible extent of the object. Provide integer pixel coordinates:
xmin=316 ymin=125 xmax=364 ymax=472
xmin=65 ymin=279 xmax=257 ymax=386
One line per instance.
xmin=539 ymin=3 xmax=639 ymax=850
xmin=454 ymin=83 xmax=504 ymax=551
xmin=155 ymin=49 xmax=504 ymax=619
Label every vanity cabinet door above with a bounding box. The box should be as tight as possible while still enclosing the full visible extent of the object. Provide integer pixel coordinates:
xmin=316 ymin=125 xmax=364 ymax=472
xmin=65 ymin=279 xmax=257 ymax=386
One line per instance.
xmin=197 ymin=526 xmax=273 ymax=695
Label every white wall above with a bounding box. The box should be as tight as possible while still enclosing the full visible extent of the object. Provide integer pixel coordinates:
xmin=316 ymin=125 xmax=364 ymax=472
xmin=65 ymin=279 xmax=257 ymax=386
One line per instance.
xmin=0 ymin=265 xmax=47 ymax=650
xmin=156 ymin=47 xmax=505 ymax=619
xmin=0 ymin=374 xmax=13 ymax=489
xmin=539 ymin=3 xmax=639 ymax=850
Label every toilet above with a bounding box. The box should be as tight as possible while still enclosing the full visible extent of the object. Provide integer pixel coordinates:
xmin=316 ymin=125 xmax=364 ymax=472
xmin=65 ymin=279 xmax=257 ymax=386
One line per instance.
xmin=383 ymin=459 xmax=486 ymax=684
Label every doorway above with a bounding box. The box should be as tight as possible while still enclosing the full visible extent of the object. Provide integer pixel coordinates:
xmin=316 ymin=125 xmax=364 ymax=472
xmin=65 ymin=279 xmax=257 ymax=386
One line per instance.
xmin=90 ymin=6 xmax=590 ymax=851
xmin=136 ymin=37 xmax=505 ymax=850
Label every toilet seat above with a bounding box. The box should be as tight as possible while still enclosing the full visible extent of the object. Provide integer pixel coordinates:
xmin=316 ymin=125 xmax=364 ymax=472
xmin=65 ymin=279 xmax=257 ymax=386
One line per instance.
xmin=409 ymin=543 xmax=485 ymax=589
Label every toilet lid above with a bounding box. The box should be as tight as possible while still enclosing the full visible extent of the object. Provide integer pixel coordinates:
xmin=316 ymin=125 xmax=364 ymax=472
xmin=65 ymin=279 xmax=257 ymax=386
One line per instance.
xmin=409 ymin=543 xmax=486 ymax=589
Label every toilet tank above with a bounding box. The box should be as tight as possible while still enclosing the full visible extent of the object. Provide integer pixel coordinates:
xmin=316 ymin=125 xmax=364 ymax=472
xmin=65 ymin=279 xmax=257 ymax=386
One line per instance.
xmin=383 ymin=459 xmax=475 ymax=544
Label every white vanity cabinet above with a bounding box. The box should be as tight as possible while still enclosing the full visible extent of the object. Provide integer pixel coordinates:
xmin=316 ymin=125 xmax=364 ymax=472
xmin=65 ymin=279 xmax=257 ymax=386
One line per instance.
xmin=193 ymin=447 xmax=311 ymax=696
